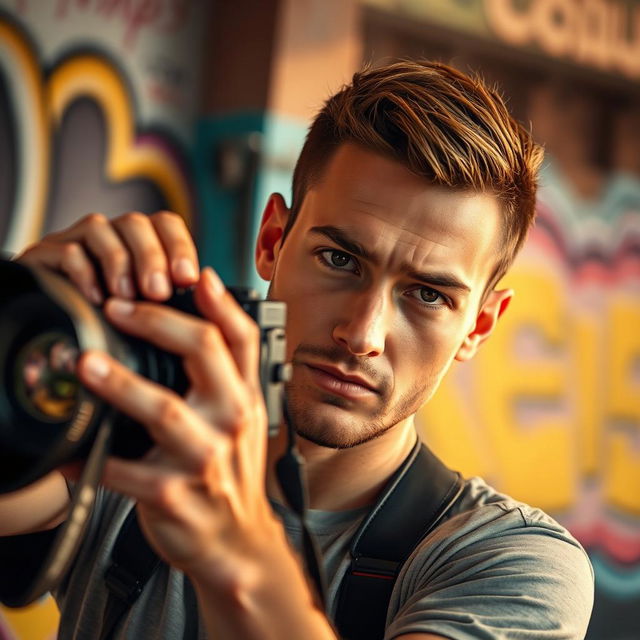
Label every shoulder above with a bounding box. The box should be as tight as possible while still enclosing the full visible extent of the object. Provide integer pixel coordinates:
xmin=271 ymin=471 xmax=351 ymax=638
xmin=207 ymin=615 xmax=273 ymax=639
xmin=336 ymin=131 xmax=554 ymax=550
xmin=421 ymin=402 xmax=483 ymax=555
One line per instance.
xmin=385 ymin=477 xmax=594 ymax=640
xmin=445 ymin=477 xmax=593 ymax=568
xmin=440 ymin=476 xmax=591 ymax=554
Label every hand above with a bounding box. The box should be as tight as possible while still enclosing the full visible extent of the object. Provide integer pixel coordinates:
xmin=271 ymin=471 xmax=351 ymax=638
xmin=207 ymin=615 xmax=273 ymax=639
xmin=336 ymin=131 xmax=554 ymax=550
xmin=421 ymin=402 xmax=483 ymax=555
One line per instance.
xmin=16 ymin=211 xmax=199 ymax=304
xmin=76 ymin=268 xmax=283 ymax=583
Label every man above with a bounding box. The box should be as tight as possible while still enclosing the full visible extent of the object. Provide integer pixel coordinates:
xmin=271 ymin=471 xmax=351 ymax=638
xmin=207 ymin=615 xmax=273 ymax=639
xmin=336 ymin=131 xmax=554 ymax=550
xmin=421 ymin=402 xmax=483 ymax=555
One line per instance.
xmin=0 ymin=60 xmax=593 ymax=638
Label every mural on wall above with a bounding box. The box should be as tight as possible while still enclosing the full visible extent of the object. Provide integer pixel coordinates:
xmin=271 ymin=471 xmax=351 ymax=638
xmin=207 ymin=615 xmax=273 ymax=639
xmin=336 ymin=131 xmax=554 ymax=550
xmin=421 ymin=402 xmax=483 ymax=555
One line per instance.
xmin=0 ymin=1 xmax=206 ymax=254
xmin=0 ymin=2 xmax=208 ymax=637
xmin=484 ymin=0 xmax=640 ymax=81
xmin=365 ymin=0 xmax=640 ymax=82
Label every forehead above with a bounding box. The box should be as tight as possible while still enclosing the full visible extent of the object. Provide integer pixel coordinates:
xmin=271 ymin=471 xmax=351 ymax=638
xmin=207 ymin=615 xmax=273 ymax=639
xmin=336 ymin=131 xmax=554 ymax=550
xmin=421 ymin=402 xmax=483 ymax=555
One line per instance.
xmin=297 ymin=144 xmax=502 ymax=286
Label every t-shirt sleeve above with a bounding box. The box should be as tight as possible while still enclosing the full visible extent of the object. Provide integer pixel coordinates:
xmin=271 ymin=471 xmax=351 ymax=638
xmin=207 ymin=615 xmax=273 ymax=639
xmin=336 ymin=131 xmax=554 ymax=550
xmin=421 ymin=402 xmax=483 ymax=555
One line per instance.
xmin=384 ymin=504 xmax=594 ymax=640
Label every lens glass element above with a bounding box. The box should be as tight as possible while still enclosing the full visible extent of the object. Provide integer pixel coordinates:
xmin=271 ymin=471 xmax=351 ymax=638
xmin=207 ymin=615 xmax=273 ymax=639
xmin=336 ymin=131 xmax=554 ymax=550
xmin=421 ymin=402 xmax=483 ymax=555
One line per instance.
xmin=15 ymin=332 xmax=79 ymax=422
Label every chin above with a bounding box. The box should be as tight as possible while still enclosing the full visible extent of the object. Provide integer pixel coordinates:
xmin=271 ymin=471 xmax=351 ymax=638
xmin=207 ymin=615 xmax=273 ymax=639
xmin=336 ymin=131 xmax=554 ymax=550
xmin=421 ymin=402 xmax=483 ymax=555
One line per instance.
xmin=296 ymin=424 xmax=395 ymax=450
xmin=284 ymin=373 xmax=427 ymax=450
xmin=287 ymin=399 xmax=394 ymax=450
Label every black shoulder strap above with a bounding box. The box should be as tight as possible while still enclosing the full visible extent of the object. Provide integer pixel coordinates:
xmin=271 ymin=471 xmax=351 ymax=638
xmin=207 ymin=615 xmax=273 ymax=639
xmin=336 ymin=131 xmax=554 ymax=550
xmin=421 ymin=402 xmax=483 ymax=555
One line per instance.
xmin=334 ymin=441 xmax=464 ymax=640
xmin=100 ymin=507 xmax=161 ymax=640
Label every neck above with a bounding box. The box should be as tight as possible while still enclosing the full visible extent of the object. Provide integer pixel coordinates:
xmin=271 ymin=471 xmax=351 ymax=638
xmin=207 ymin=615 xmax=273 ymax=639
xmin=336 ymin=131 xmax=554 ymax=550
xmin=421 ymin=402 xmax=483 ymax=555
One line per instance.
xmin=266 ymin=418 xmax=418 ymax=511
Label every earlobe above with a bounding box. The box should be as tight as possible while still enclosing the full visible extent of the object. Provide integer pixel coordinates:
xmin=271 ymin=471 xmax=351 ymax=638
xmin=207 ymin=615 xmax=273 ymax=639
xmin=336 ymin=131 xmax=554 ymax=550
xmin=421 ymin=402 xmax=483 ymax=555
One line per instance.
xmin=255 ymin=193 xmax=290 ymax=281
xmin=455 ymin=289 xmax=513 ymax=362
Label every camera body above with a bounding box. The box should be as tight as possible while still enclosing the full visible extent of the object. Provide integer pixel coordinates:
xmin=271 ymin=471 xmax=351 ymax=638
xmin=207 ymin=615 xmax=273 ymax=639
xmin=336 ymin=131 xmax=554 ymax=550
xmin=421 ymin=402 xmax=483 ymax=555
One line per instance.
xmin=0 ymin=258 xmax=289 ymax=495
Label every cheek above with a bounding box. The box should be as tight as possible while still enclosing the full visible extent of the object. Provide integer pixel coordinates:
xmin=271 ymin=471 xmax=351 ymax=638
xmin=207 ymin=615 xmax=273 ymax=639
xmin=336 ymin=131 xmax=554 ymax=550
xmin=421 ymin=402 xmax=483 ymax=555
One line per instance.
xmin=273 ymin=271 xmax=338 ymax=354
xmin=283 ymin=301 xmax=316 ymax=355
xmin=393 ymin=321 xmax=465 ymax=380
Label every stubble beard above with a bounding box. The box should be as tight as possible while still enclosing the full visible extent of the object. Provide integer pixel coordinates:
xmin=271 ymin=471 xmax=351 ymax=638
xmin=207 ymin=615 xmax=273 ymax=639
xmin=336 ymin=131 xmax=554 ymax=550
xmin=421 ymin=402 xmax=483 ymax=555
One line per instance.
xmin=284 ymin=374 xmax=430 ymax=449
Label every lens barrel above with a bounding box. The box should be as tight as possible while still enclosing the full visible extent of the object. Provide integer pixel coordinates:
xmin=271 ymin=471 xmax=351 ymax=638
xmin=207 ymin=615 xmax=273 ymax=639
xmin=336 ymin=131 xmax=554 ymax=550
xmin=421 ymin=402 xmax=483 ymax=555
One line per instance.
xmin=0 ymin=260 xmax=185 ymax=493
xmin=0 ymin=259 xmax=288 ymax=495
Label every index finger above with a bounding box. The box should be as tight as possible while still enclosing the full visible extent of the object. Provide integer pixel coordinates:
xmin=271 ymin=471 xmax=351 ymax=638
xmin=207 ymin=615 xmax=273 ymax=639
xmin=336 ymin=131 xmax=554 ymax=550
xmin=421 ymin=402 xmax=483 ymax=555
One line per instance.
xmin=194 ymin=268 xmax=262 ymax=392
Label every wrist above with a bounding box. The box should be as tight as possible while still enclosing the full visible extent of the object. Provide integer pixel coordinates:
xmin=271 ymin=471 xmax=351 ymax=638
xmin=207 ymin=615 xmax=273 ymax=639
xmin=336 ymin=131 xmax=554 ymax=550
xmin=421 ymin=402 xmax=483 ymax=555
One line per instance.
xmin=188 ymin=514 xmax=335 ymax=639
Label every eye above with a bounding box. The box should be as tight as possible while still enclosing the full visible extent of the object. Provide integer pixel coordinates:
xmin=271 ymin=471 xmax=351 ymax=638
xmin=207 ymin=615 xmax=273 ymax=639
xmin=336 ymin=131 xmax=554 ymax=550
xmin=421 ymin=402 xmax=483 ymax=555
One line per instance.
xmin=408 ymin=286 xmax=448 ymax=307
xmin=318 ymin=249 xmax=359 ymax=273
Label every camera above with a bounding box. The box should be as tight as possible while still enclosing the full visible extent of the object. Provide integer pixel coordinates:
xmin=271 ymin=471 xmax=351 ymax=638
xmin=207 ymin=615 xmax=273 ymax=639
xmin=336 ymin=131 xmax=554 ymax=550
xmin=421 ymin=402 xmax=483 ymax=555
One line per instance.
xmin=0 ymin=258 xmax=289 ymax=494
xmin=0 ymin=258 xmax=289 ymax=604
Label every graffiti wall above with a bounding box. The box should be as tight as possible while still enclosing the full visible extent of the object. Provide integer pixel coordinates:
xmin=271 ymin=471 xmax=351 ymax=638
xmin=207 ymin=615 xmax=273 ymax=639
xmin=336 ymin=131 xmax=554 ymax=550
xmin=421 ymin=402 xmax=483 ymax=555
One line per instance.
xmin=0 ymin=1 xmax=209 ymax=637
xmin=0 ymin=0 xmax=207 ymax=255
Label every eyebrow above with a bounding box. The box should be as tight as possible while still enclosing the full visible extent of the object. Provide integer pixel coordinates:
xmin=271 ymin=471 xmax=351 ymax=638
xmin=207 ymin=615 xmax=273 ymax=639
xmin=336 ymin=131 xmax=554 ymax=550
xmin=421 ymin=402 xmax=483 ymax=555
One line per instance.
xmin=308 ymin=225 xmax=471 ymax=293
xmin=309 ymin=225 xmax=372 ymax=260
xmin=406 ymin=270 xmax=471 ymax=293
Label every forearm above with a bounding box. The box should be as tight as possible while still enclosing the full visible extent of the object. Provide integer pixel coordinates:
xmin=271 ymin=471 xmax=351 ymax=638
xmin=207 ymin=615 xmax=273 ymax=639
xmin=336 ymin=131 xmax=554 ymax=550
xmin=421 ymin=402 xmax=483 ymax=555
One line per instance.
xmin=190 ymin=520 xmax=337 ymax=640
xmin=0 ymin=472 xmax=69 ymax=536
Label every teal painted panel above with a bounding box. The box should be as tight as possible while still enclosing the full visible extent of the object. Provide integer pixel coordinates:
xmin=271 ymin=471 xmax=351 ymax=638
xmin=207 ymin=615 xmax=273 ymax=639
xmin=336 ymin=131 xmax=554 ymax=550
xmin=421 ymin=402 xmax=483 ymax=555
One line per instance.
xmin=193 ymin=111 xmax=308 ymax=293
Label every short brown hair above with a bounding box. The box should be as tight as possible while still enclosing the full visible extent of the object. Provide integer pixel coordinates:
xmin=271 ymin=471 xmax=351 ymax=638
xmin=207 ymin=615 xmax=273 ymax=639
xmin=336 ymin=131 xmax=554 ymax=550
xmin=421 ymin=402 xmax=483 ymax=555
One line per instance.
xmin=286 ymin=60 xmax=544 ymax=291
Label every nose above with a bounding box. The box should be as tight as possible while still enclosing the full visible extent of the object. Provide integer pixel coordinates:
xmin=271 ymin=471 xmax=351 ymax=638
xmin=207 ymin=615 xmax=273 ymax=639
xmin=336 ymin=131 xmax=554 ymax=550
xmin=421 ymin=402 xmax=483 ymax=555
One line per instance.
xmin=332 ymin=290 xmax=390 ymax=357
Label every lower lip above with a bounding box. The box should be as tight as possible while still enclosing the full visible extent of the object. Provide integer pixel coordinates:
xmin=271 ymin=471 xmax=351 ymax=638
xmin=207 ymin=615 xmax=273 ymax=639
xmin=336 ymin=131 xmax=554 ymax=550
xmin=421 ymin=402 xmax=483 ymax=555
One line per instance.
xmin=305 ymin=365 xmax=376 ymax=400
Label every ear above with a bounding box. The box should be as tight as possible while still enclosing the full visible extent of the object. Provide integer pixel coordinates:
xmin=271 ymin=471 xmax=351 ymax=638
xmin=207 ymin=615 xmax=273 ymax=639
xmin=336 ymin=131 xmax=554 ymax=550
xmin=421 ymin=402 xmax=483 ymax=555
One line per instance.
xmin=455 ymin=289 xmax=513 ymax=362
xmin=255 ymin=193 xmax=290 ymax=281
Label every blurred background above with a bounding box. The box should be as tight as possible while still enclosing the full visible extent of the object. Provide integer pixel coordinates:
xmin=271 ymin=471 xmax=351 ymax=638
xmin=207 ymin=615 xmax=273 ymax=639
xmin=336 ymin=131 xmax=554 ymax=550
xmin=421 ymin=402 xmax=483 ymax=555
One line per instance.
xmin=0 ymin=0 xmax=638 ymax=638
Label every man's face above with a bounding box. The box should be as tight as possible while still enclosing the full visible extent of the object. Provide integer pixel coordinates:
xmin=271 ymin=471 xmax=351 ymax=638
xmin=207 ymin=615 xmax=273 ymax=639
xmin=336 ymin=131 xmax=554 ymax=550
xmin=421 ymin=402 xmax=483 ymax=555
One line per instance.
xmin=259 ymin=144 xmax=505 ymax=449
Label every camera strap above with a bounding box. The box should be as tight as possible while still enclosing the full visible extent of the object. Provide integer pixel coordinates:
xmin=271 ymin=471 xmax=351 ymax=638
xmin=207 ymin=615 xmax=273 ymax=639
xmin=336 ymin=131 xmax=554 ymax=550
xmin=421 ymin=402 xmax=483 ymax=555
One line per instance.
xmin=334 ymin=440 xmax=464 ymax=640
xmin=101 ymin=507 xmax=161 ymax=640
xmin=275 ymin=401 xmax=329 ymax=608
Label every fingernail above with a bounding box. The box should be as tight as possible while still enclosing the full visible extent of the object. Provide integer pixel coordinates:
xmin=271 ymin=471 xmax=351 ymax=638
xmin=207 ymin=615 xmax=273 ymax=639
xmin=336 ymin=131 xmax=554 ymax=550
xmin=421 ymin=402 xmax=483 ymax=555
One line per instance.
xmin=118 ymin=275 xmax=135 ymax=299
xmin=107 ymin=298 xmax=135 ymax=316
xmin=84 ymin=354 xmax=110 ymax=380
xmin=174 ymin=258 xmax=197 ymax=281
xmin=149 ymin=271 xmax=171 ymax=297
xmin=204 ymin=267 xmax=225 ymax=296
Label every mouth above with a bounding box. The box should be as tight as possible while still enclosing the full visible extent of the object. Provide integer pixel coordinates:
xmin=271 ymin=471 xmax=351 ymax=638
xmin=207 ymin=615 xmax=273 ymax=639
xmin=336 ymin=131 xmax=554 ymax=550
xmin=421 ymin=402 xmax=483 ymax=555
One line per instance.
xmin=303 ymin=362 xmax=379 ymax=399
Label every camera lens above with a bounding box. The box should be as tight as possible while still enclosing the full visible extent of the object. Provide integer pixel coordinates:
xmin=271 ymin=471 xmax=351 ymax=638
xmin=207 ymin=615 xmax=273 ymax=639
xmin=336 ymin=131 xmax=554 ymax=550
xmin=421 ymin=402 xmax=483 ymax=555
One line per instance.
xmin=15 ymin=331 xmax=80 ymax=422
xmin=0 ymin=270 xmax=110 ymax=493
xmin=0 ymin=261 xmax=179 ymax=492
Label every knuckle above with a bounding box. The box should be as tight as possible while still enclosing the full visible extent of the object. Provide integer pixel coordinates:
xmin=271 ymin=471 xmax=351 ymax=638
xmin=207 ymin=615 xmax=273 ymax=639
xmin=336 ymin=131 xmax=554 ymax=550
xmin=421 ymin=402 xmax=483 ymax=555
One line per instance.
xmin=111 ymin=365 xmax=131 ymax=390
xmin=151 ymin=477 xmax=180 ymax=510
xmin=120 ymin=211 xmax=149 ymax=228
xmin=60 ymin=241 xmax=84 ymax=265
xmin=155 ymin=396 xmax=184 ymax=431
xmin=254 ymin=398 xmax=268 ymax=423
xmin=221 ymin=404 xmax=252 ymax=435
xmin=153 ymin=210 xmax=184 ymax=227
xmin=84 ymin=212 xmax=109 ymax=229
xmin=105 ymin=247 xmax=130 ymax=272
xmin=193 ymin=324 xmax=222 ymax=353
xmin=193 ymin=445 xmax=217 ymax=475
xmin=139 ymin=244 xmax=166 ymax=267
xmin=171 ymin=242 xmax=192 ymax=261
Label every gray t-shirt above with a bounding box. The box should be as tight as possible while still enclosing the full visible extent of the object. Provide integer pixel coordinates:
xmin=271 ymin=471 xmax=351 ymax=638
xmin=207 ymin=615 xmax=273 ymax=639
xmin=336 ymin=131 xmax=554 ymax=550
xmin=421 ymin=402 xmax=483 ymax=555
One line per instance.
xmin=53 ymin=475 xmax=593 ymax=639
